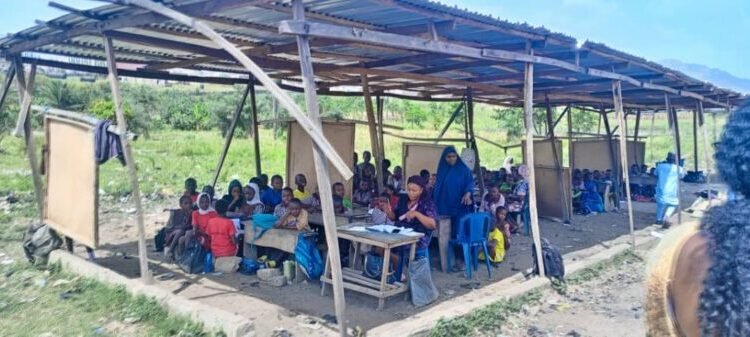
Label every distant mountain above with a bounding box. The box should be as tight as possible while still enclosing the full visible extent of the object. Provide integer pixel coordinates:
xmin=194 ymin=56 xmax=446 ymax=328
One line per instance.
xmin=660 ymin=59 xmax=750 ymax=94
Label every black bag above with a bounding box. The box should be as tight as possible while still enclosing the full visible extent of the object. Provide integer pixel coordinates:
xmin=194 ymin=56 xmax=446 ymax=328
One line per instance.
xmin=531 ymin=238 xmax=565 ymax=280
xmin=154 ymin=228 xmax=166 ymax=252
xmin=22 ymin=223 xmax=63 ymax=265
xmin=178 ymin=237 xmax=206 ymax=274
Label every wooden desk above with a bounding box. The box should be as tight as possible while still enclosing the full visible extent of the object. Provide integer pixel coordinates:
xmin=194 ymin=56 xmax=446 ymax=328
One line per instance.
xmin=307 ymin=207 xmax=371 ymax=227
xmin=242 ymin=220 xmax=311 ymax=257
xmin=320 ymin=223 xmax=423 ymax=310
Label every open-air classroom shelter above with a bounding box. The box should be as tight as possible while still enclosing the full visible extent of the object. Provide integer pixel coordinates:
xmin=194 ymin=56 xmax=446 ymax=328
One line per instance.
xmin=0 ymin=0 xmax=745 ymax=335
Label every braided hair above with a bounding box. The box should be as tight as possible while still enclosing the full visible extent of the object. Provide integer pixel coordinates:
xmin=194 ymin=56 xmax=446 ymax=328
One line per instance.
xmin=699 ymin=101 xmax=750 ymax=336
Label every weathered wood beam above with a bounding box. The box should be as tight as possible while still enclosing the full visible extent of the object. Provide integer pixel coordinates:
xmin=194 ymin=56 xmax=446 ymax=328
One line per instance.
xmin=696 ymin=100 xmax=713 ymax=206
xmin=103 ymin=35 xmax=152 ymax=283
xmin=0 ymin=65 xmax=16 ymax=114
xmin=12 ymin=60 xmax=44 ymax=220
xmin=612 ymin=80 xmax=636 ymax=249
xmin=48 ymin=1 xmax=108 ymax=20
xmin=415 ymin=60 xmax=499 ymax=74
xmin=544 ymin=94 xmax=571 ymax=223
xmin=211 ymin=80 xmax=252 ymax=187
xmin=664 ymin=93 xmax=682 ymax=225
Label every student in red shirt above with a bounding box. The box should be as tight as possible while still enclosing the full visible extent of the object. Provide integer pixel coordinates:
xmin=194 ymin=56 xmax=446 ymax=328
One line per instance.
xmin=189 ymin=193 xmax=217 ymax=249
xmin=206 ymin=199 xmax=238 ymax=258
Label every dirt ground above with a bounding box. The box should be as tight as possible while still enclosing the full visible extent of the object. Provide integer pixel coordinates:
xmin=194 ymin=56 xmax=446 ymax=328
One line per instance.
xmin=68 ymin=182 xmax=714 ymax=334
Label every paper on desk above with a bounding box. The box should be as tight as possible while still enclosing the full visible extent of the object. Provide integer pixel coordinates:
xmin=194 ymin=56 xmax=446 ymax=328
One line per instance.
xmin=346 ymin=226 xmax=368 ymax=232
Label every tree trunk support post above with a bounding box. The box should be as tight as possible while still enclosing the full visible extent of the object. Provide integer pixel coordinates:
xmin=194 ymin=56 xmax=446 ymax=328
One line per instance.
xmin=435 ymin=100 xmax=464 ymax=142
xmin=523 ymin=58 xmax=545 ymax=278
xmin=664 ymin=94 xmax=682 ymax=225
xmin=292 ymin=1 xmax=347 ymax=335
xmin=696 ymin=101 xmax=713 ymax=206
xmin=0 ymin=65 xmax=16 ymax=113
xmin=466 ymin=88 xmax=485 ymax=198
xmin=601 ymin=109 xmax=620 ymax=208
xmin=362 ymin=74 xmax=383 ymax=192
xmin=647 ymin=110 xmax=656 ymax=162
xmin=567 ymin=104 xmax=574 ymax=170
xmin=612 ymin=81 xmax=636 ymax=250
xmin=12 ymin=59 xmax=44 ymax=220
xmin=102 ymin=36 xmax=152 ymax=284
xmin=376 ymin=95 xmax=386 ymax=184
xmin=692 ymin=106 xmax=699 ymax=172
xmin=211 ymin=80 xmax=252 ymax=187
xmin=250 ymin=77 xmax=262 ymax=177
xmin=633 ymin=109 xmax=641 ymax=167
xmin=544 ymin=95 xmax=571 ymax=224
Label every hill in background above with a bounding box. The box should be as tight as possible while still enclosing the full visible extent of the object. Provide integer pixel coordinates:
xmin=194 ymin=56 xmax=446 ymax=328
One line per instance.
xmin=661 ymin=59 xmax=750 ymax=94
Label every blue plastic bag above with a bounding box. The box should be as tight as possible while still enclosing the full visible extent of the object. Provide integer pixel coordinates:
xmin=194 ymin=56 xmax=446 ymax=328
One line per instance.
xmin=294 ymin=233 xmax=323 ymax=280
xmin=238 ymin=257 xmax=261 ymax=275
xmin=250 ymin=214 xmax=278 ymax=241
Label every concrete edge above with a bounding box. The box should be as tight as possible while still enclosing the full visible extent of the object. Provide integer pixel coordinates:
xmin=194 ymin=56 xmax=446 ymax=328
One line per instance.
xmin=368 ymin=225 xmax=663 ymax=337
xmin=49 ymin=250 xmax=255 ymax=337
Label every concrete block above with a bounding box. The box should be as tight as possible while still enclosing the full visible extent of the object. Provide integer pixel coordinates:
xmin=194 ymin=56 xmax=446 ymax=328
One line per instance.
xmin=265 ymin=275 xmax=287 ymax=287
xmin=257 ymin=268 xmax=281 ymax=281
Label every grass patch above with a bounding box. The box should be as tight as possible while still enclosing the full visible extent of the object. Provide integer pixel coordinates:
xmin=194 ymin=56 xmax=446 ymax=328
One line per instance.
xmin=565 ymin=249 xmax=643 ymax=286
xmin=429 ymin=290 xmax=543 ymax=337
xmin=0 ymin=262 xmax=222 ymax=337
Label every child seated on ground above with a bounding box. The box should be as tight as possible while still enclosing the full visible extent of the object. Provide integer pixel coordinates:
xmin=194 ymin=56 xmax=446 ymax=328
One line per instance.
xmin=479 ymin=206 xmax=510 ymax=264
xmin=274 ymin=199 xmax=310 ymax=231
xmin=163 ymin=195 xmax=193 ymax=260
xmin=333 ymin=195 xmax=348 ymax=215
xmin=181 ymin=192 xmax=217 ymax=251
xmin=184 ymin=178 xmax=199 ymax=204
xmin=221 ymin=179 xmax=246 ymax=213
xmin=206 ymin=199 xmax=240 ymax=272
xmin=353 ymin=179 xmax=374 ymax=207
xmin=274 ymin=187 xmax=294 ymax=218
xmin=481 ymin=186 xmax=506 ymax=215
xmin=499 ymin=174 xmax=515 ymax=195
xmin=333 ymin=182 xmax=353 ymax=210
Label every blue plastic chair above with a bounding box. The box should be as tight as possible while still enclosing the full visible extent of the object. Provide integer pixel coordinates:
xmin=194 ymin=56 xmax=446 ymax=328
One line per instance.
xmin=447 ymin=213 xmax=492 ymax=279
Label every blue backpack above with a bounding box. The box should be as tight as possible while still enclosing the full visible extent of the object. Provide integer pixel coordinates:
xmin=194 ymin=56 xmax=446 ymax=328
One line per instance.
xmin=294 ymin=233 xmax=323 ymax=280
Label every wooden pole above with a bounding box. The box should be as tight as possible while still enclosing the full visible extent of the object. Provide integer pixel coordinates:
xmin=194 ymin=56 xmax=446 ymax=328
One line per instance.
xmin=0 ymin=65 xmax=16 ymax=112
xmin=697 ymin=101 xmax=713 ymax=206
xmin=211 ymin=80 xmax=252 ymax=187
xmin=692 ymin=107 xmax=699 ymax=172
xmin=435 ymin=101 xmax=464 ymax=142
xmin=664 ymin=94 xmax=682 ymax=225
xmin=633 ymin=109 xmax=641 ymax=167
xmin=647 ymin=111 xmax=656 ymax=163
xmin=250 ymin=77 xmax=262 ymax=177
xmin=463 ymin=95 xmax=471 ymax=150
xmin=466 ymin=88 xmax=485 ymax=198
xmin=567 ymin=104 xmax=574 ymax=170
xmin=103 ymin=36 xmax=151 ymax=283
xmin=612 ymin=81 xmax=636 ymax=250
xmin=12 ymin=59 xmax=44 ymax=219
xmin=362 ymin=74 xmax=383 ymax=192
xmin=523 ymin=59 xmax=545 ymax=277
xmin=292 ymin=1 xmax=346 ymax=334
xmin=376 ymin=95 xmax=386 ymax=180
xmin=601 ymin=110 xmax=620 ymax=208
xmin=272 ymin=98 xmax=279 ymax=140
xmin=544 ymin=95 xmax=571 ymax=223
xmin=127 ymin=0 xmax=352 ymax=180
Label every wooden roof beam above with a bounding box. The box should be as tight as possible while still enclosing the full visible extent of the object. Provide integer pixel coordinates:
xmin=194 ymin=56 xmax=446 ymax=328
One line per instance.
xmin=48 ymin=1 xmax=109 ymax=20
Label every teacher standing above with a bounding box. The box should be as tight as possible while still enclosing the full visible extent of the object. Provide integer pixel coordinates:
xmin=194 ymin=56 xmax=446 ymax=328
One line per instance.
xmin=433 ymin=146 xmax=475 ymax=240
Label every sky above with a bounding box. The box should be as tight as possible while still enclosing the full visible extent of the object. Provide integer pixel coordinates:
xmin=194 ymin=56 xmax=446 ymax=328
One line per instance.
xmin=3 ymin=0 xmax=748 ymax=78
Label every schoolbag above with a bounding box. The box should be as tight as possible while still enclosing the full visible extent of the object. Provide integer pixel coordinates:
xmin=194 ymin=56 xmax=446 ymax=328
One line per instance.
xmin=178 ymin=237 xmax=207 ymax=274
xmin=294 ymin=233 xmax=323 ymax=280
xmin=22 ymin=223 xmax=63 ymax=265
xmin=531 ymin=238 xmax=565 ymax=280
xmin=154 ymin=228 xmax=166 ymax=252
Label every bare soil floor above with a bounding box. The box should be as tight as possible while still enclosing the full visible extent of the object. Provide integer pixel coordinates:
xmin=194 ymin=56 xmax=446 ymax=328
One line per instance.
xmin=69 ymin=182 xmax=712 ymax=334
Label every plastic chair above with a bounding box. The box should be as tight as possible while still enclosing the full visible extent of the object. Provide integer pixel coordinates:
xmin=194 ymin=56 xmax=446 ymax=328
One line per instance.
xmin=447 ymin=213 xmax=492 ymax=279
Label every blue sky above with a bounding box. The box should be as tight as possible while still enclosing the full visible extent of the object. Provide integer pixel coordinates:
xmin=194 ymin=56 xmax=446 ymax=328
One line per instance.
xmin=4 ymin=0 xmax=748 ymax=77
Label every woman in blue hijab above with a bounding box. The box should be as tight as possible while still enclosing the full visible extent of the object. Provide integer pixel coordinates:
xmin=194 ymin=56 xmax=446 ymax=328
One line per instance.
xmin=433 ymin=146 xmax=475 ymax=237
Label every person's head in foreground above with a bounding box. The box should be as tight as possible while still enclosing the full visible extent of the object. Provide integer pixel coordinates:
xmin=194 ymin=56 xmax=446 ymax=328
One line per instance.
xmin=288 ymin=199 xmax=303 ymax=217
xmin=214 ymin=199 xmax=229 ymax=217
xmin=696 ymin=101 xmax=750 ymax=337
xmin=362 ymin=151 xmax=371 ymax=163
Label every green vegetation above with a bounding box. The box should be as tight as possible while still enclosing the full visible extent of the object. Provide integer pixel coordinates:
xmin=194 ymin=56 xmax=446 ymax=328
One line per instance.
xmin=0 ymin=262 xmax=220 ymax=337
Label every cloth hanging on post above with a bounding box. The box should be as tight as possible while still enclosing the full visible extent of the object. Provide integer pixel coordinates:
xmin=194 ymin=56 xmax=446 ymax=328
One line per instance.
xmin=94 ymin=120 xmax=125 ymax=165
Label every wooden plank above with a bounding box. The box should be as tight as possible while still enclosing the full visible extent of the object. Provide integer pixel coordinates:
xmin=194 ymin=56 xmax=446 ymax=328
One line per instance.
xmin=290 ymin=1 xmax=346 ymax=335
xmin=378 ymin=247 xmax=392 ymax=310
xmin=0 ymin=66 xmax=16 ymax=113
xmin=127 ymin=0 xmax=352 ymax=180
xmin=696 ymin=101 xmax=713 ymax=206
xmin=466 ymin=89 xmax=485 ymax=197
xmin=103 ymin=36 xmax=152 ymax=284
xmin=664 ymin=94 xmax=682 ymax=225
xmin=12 ymin=60 xmax=44 ymax=220
xmin=601 ymin=109 xmax=620 ymax=207
xmin=523 ymin=58 xmax=545 ymax=278
xmin=362 ymin=74 xmax=383 ymax=192
xmin=544 ymin=95 xmax=571 ymax=223
xmin=211 ymin=80 xmax=252 ymax=187
xmin=612 ymin=80 xmax=636 ymax=249
xmin=692 ymin=107 xmax=699 ymax=171
xmin=435 ymin=100 xmax=464 ymax=142
xmin=376 ymin=95 xmax=386 ymax=181
xmin=633 ymin=110 xmax=642 ymax=166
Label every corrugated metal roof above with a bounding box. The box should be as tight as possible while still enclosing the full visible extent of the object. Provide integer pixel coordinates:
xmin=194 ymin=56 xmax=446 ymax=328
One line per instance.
xmin=0 ymin=0 xmax=742 ymax=109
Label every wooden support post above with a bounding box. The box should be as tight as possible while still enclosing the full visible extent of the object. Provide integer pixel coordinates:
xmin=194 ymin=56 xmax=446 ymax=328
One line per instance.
xmin=463 ymin=96 xmax=471 ymax=150
xmin=601 ymin=110 xmax=620 ymax=208
xmin=612 ymin=81 xmax=636 ymax=250
xmin=376 ymin=95 xmax=386 ymax=180
xmin=544 ymin=95 xmax=571 ymax=223
xmin=647 ymin=111 xmax=656 ymax=163
xmin=697 ymin=101 xmax=713 ymax=206
xmin=362 ymin=74 xmax=383 ymax=192
xmin=103 ymin=36 xmax=151 ymax=283
xmin=435 ymin=101 xmax=464 ymax=142
xmin=692 ymin=107 xmax=699 ymax=172
xmin=664 ymin=94 xmax=682 ymax=225
xmin=272 ymin=98 xmax=279 ymax=140
xmin=292 ymin=1 xmax=346 ymax=334
xmin=466 ymin=88 xmax=485 ymax=198
xmin=12 ymin=59 xmax=44 ymax=219
xmin=0 ymin=65 xmax=16 ymax=112
xmin=211 ymin=80 xmax=252 ymax=187
xmin=633 ymin=109 xmax=641 ymax=166
xmin=523 ymin=60 xmax=545 ymax=278
xmin=567 ymin=104 xmax=574 ymax=170
xmin=250 ymin=77 xmax=262 ymax=177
